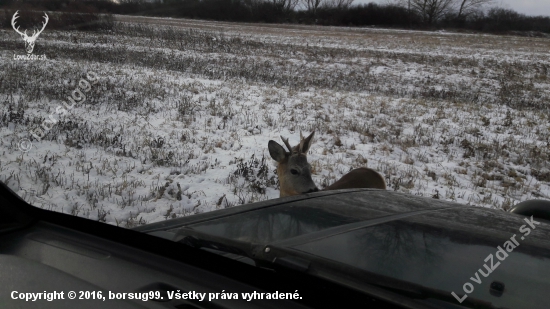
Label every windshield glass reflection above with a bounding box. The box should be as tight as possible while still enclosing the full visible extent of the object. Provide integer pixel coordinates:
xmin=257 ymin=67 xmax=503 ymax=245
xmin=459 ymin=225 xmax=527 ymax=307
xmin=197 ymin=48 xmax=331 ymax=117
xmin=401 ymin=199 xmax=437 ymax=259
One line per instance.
xmin=293 ymin=220 xmax=550 ymax=309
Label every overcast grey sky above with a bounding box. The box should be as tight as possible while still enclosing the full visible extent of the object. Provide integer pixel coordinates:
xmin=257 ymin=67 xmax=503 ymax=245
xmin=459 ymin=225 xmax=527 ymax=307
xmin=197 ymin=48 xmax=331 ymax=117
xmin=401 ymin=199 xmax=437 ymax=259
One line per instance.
xmin=355 ymin=0 xmax=550 ymax=16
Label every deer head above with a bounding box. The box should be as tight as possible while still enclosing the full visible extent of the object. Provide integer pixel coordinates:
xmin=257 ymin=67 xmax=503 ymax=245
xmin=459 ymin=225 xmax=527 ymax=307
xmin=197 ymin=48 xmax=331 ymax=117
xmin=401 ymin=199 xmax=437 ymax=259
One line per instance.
xmin=268 ymin=130 xmax=319 ymax=197
xmin=12 ymin=11 xmax=49 ymax=54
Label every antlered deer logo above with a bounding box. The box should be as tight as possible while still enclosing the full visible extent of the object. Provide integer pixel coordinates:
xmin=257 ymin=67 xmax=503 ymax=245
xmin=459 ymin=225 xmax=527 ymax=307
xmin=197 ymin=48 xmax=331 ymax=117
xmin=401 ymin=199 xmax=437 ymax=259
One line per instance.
xmin=11 ymin=11 xmax=49 ymax=54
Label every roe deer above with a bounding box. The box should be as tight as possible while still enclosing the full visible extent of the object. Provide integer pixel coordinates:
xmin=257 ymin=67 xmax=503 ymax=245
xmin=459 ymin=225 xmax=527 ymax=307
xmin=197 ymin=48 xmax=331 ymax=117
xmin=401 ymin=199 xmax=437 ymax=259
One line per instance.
xmin=268 ymin=130 xmax=386 ymax=198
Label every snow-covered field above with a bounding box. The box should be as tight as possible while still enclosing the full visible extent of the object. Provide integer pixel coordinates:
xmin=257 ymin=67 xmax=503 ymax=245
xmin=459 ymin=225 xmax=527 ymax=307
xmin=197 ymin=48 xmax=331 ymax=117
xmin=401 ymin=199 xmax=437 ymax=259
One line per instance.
xmin=1 ymin=16 xmax=550 ymax=227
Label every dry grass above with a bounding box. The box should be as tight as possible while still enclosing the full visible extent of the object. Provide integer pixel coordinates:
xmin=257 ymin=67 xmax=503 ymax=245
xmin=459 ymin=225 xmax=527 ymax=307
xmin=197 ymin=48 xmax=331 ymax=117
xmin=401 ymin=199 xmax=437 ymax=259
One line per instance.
xmin=0 ymin=19 xmax=549 ymax=226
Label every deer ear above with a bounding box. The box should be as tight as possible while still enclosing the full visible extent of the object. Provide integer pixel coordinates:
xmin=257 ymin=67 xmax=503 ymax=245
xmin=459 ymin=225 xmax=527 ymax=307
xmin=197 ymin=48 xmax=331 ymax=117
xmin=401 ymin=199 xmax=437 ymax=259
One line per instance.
xmin=300 ymin=131 xmax=315 ymax=154
xmin=268 ymin=140 xmax=287 ymax=163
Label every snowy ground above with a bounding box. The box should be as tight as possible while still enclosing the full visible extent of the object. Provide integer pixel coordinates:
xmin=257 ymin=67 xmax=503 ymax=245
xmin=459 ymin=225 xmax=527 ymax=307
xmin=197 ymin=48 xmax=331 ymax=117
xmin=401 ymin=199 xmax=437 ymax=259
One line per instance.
xmin=1 ymin=17 xmax=549 ymax=227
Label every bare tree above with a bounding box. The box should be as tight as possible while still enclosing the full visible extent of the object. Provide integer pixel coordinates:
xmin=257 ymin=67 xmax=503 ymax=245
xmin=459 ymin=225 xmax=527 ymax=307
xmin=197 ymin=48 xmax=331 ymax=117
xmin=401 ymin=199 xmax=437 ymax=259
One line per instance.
xmin=301 ymin=0 xmax=324 ymax=14
xmin=397 ymin=0 xmax=454 ymax=24
xmin=456 ymin=0 xmax=493 ymax=19
xmin=323 ymin=0 xmax=354 ymax=10
xmin=271 ymin=0 xmax=300 ymax=11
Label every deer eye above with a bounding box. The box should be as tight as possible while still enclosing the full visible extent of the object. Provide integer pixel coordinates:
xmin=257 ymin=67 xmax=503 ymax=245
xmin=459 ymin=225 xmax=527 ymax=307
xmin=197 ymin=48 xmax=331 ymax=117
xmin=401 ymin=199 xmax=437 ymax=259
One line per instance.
xmin=290 ymin=169 xmax=299 ymax=175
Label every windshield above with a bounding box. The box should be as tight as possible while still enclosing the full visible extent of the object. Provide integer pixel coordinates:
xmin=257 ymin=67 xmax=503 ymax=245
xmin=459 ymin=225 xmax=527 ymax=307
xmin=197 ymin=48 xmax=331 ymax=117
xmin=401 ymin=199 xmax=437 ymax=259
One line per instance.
xmin=291 ymin=218 xmax=550 ymax=309
xmin=1 ymin=0 xmax=549 ymax=307
xmin=163 ymin=192 xmax=550 ymax=309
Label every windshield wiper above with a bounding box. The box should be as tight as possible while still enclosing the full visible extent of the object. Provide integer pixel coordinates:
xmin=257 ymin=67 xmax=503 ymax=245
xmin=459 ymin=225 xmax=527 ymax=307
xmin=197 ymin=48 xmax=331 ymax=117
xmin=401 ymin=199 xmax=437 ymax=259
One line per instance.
xmin=179 ymin=234 xmax=250 ymax=257
xmin=168 ymin=225 xmax=501 ymax=309
xmin=173 ymin=227 xmax=265 ymax=262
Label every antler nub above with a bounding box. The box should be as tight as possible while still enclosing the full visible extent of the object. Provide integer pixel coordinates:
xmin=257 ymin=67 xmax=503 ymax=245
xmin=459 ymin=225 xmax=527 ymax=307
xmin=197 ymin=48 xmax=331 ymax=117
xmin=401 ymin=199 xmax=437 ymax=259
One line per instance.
xmin=298 ymin=130 xmax=305 ymax=153
xmin=280 ymin=135 xmax=293 ymax=153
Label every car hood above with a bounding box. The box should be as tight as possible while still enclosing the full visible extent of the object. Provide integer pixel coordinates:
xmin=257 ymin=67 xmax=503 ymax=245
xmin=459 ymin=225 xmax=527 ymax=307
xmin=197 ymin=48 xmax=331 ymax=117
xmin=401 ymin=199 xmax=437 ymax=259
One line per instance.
xmin=134 ymin=189 xmax=549 ymax=244
xmin=135 ymin=189 xmax=550 ymax=309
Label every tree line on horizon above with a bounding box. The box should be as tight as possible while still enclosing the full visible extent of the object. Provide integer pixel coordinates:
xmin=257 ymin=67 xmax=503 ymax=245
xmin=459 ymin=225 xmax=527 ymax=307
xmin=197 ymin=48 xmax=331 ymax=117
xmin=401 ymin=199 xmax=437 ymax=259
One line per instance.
xmin=0 ymin=0 xmax=549 ymax=35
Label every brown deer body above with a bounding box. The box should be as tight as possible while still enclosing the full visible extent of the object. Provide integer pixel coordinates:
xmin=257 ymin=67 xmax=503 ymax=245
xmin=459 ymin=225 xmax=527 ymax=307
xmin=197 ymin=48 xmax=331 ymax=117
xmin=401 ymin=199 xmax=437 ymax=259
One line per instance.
xmin=268 ymin=130 xmax=386 ymax=198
